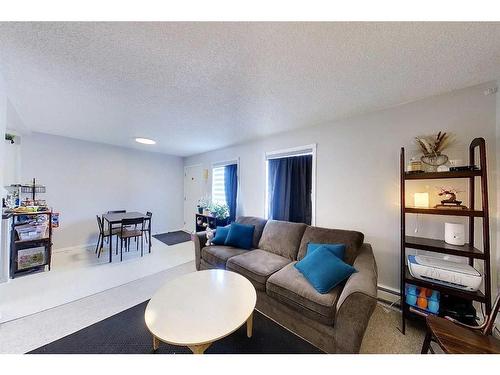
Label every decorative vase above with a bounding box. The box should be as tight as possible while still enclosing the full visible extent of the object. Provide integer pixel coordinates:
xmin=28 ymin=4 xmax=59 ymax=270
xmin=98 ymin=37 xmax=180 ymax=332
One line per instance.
xmin=406 ymin=294 xmax=417 ymax=306
xmin=428 ymin=290 xmax=440 ymax=314
xmin=421 ymin=153 xmax=449 ymax=171
xmin=417 ymin=288 xmax=428 ymax=309
xmin=406 ymin=284 xmax=418 ymax=306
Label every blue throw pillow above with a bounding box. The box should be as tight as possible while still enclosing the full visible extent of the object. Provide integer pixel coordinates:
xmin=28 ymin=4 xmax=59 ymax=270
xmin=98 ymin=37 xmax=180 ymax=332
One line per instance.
xmin=307 ymin=243 xmax=346 ymax=260
xmin=211 ymin=225 xmax=231 ymax=245
xmin=295 ymin=246 xmax=356 ymax=294
xmin=224 ymin=223 xmax=255 ymax=250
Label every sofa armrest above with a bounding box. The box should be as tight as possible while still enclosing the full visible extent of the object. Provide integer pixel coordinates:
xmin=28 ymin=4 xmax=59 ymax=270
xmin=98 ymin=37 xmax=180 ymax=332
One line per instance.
xmin=191 ymin=231 xmax=208 ymax=271
xmin=333 ymin=243 xmax=378 ymax=353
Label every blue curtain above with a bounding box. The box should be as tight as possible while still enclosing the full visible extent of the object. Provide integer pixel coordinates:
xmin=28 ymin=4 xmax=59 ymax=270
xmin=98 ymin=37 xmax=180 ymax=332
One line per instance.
xmin=267 ymin=155 xmax=312 ymax=225
xmin=224 ymin=164 xmax=238 ymax=222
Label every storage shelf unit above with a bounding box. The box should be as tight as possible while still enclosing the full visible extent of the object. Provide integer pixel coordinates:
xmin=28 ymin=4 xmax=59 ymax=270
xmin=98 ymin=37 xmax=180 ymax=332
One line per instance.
xmin=9 ymin=211 xmax=53 ymax=278
xmin=400 ymin=137 xmax=492 ymax=334
xmin=195 ymin=213 xmax=229 ymax=232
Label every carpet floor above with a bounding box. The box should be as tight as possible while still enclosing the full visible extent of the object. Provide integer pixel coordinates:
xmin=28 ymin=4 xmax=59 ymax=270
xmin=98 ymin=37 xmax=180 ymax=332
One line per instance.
xmin=29 ymin=301 xmax=322 ymax=354
xmin=153 ymin=231 xmax=192 ymax=246
xmin=360 ymin=303 xmax=427 ymax=354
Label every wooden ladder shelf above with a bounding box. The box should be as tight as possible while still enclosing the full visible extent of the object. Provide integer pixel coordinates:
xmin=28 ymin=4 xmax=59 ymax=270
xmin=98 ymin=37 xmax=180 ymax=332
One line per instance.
xmin=400 ymin=137 xmax=492 ymax=334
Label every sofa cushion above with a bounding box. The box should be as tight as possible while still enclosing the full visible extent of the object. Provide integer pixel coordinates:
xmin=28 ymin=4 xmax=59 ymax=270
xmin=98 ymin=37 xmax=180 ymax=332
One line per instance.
xmin=236 ymin=216 xmax=268 ymax=248
xmin=307 ymin=242 xmax=346 ymax=260
xmin=258 ymin=220 xmax=307 ymax=260
xmin=201 ymin=245 xmax=248 ymax=269
xmin=211 ymin=225 xmax=230 ymax=245
xmin=226 ymin=249 xmax=291 ymax=291
xmin=295 ymin=246 xmax=356 ymax=294
xmin=297 ymin=226 xmax=364 ymax=265
xmin=266 ymin=262 xmax=343 ymax=325
xmin=224 ymin=222 xmax=255 ymax=249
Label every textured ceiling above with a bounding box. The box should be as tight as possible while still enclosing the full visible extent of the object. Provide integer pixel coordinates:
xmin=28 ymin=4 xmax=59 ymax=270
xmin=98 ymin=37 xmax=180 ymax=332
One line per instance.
xmin=0 ymin=22 xmax=499 ymax=156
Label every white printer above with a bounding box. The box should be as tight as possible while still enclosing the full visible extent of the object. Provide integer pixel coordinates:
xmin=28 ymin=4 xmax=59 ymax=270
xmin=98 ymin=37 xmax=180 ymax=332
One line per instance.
xmin=408 ymin=255 xmax=482 ymax=291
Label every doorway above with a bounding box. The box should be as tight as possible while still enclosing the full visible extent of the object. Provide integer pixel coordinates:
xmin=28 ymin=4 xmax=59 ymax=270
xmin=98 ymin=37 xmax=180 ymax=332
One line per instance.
xmin=183 ymin=164 xmax=203 ymax=233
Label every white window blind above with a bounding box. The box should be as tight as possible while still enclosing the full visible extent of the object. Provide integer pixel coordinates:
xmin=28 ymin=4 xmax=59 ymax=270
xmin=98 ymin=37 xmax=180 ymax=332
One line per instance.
xmin=212 ymin=166 xmax=226 ymax=205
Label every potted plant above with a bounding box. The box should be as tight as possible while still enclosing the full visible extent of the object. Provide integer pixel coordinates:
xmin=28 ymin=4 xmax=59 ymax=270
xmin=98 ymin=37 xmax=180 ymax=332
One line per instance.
xmin=197 ymin=197 xmax=210 ymax=214
xmin=208 ymin=202 xmax=230 ymax=225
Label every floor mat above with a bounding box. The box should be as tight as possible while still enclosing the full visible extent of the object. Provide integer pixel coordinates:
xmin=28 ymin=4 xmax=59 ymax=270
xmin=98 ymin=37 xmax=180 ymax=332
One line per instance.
xmin=153 ymin=231 xmax=192 ymax=246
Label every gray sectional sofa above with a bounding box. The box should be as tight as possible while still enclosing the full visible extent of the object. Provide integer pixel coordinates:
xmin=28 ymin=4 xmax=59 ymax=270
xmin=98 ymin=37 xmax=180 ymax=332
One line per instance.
xmin=192 ymin=216 xmax=378 ymax=353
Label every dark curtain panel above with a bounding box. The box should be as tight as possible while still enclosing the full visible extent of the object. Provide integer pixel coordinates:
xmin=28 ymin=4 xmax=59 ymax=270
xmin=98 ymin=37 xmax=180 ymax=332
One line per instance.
xmin=267 ymin=154 xmax=312 ymax=225
xmin=224 ymin=164 xmax=238 ymax=222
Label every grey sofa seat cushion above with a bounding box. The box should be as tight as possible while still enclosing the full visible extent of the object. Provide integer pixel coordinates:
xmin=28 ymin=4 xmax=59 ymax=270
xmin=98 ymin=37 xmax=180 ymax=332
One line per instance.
xmin=258 ymin=220 xmax=307 ymax=260
xmin=236 ymin=216 xmax=268 ymax=249
xmin=266 ymin=262 xmax=342 ymax=325
xmin=297 ymin=226 xmax=364 ymax=265
xmin=226 ymin=249 xmax=291 ymax=291
xmin=201 ymin=245 xmax=248 ymax=269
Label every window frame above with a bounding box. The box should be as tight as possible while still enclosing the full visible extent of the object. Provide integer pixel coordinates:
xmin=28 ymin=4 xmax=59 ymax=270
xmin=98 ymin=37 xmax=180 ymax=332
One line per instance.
xmin=264 ymin=144 xmax=317 ymax=225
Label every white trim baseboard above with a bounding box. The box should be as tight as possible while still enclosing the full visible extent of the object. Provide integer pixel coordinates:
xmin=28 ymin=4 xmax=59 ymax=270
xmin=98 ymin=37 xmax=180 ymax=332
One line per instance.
xmin=377 ymin=284 xmax=400 ymax=305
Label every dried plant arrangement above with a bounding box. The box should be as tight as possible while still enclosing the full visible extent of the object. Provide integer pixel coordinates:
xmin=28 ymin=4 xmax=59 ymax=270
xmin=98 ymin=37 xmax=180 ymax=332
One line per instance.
xmin=415 ymin=131 xmax=451 ymax=156
xmin=415 ymin=131 xmax=454 ymax=168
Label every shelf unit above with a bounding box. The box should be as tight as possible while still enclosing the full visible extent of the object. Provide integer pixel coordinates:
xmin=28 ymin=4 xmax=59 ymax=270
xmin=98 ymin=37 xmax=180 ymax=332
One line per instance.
xmin=9 ymin=211 xmax=53 ymax=278
xmin=400 ymin=137 xmax=492 ymax=334
xmin=195 ymin=213 xmax=229 ymax=232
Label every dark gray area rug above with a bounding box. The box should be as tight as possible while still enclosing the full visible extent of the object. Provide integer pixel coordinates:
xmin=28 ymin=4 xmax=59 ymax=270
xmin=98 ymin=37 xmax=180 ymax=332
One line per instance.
xmin=29 ymin=301 xmax=322 ymax=354
xmin=153 ymin=231 xmax=192 ymax=246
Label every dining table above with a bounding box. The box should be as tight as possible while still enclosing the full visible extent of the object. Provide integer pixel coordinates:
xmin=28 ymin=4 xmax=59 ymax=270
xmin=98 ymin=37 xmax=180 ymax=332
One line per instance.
xmin=102 ymin=211 xmax=152 ymax=263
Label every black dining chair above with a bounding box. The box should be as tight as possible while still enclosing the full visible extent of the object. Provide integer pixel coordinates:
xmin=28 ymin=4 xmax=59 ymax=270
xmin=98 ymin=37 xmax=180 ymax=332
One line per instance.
xmin=107 ymin=210 xmax=134 ymax=233
xmin=143 ymin=211 xmax=153 ymax=244
xmin=95 ymin=215 xmax=120 ymax=258
xmin=116 ymin=217 xmax=145 ymax=261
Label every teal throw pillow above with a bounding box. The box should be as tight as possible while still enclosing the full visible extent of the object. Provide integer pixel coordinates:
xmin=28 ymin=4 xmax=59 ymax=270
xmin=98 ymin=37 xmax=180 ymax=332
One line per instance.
xmin=295 ymin=245 xmax=356 ymax=294
xmin=224 ymin=222 xmax=255 ymax=250
xmin=211 ymin=225 xmax=231 ymax=245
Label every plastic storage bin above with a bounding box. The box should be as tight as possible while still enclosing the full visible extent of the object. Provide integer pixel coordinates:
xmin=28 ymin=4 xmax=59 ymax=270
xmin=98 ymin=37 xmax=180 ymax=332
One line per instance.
xmin=15 ymin=223 xmax=48 ymax=241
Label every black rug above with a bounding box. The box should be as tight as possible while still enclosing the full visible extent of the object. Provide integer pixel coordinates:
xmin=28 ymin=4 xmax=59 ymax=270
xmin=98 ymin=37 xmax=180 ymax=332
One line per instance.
xmin=29 ymin=301 xmax=322 ymax=354
xmin=153 ymin=231 xmax=192 ymax=246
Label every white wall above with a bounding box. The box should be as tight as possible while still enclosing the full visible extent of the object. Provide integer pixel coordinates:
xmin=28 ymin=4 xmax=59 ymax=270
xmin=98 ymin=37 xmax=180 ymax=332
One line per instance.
xmin=18 ymin=133 xmax=184 ymax=249
xmin=0 ymin=72 xmax=8 ymax=283
xmin=184 ymin=82 xmax=499 ymax=294
xmin=497 ymin=80 xmax=500 ymax=294
xmin=0 ymin=73 xmax=6 ymax=197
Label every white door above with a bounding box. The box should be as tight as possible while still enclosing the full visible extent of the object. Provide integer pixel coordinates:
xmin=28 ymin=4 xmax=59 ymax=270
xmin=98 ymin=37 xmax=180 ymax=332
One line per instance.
xmin=183 ymin=165 xmax=203 ymax=233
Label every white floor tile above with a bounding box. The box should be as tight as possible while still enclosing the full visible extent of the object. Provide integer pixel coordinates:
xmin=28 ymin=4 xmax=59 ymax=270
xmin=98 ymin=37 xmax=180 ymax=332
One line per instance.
xmin=0 ymin=238 xmax=195 ymax=323
xmin=0 ymin=260 xmax=196 ymax=353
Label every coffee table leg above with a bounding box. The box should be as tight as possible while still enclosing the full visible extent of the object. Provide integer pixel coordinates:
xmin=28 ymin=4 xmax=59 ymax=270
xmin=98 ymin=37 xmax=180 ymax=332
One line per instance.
xmin=188 ymin=342 xmax=211 ymax=354
xmin=247 ymin=312 xmax=254 ymax=338
xmin=152 ymin=335 xmax=160 ymax=351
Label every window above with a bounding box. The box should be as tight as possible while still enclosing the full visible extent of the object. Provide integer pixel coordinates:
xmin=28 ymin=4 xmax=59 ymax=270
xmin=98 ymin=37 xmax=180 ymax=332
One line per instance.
xmin=265 ymin=145 xmax=316 ymax=225
xmin=212 ymin=166 xmax=227 ymax=205
xmin=212 ymin=161 xmax=238 ymax=222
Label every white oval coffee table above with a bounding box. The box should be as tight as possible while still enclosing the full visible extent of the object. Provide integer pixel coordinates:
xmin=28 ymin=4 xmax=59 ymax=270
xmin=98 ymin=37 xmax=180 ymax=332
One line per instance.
xmin=145 ymin=269 xmax=257 ymax=354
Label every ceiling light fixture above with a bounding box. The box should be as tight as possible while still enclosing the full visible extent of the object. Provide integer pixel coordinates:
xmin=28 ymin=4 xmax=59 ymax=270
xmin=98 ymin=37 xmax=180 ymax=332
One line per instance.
xmin=135 ymin=137 xmax=156 ymax=145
